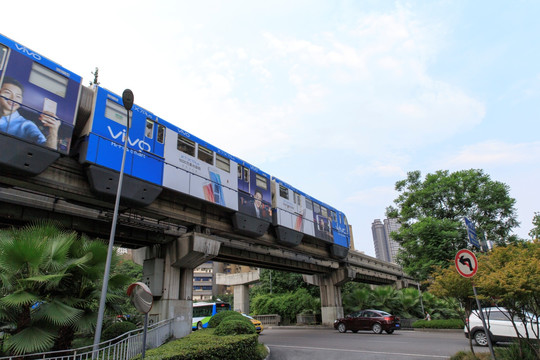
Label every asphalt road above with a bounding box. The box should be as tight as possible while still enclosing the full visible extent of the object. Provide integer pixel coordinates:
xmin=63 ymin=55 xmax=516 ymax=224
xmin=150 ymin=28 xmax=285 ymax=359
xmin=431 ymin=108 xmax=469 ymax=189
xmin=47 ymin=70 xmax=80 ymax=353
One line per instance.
xmin=259 ymin=327 xmax=490 ymax=360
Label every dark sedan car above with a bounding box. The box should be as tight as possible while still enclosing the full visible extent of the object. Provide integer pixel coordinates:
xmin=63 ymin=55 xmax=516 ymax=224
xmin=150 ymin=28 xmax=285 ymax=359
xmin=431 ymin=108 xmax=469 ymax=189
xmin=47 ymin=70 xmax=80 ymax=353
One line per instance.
xmin=334 ymin=309 xmax=400 ymax=334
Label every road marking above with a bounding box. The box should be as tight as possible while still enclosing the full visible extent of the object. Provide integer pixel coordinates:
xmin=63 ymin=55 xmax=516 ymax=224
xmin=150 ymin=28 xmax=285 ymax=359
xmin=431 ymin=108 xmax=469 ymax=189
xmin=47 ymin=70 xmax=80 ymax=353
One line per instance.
xmin=268 ymin=344 xmax=449 ymax=358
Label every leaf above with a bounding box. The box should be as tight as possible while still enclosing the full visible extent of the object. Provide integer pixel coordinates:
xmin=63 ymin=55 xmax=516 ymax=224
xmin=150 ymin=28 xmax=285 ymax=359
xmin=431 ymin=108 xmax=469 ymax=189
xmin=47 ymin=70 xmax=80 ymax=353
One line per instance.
xmin=33 ymin=300 xmax=83 ymax=326
xmin=6 ymin=326 xmax=56 ymax=355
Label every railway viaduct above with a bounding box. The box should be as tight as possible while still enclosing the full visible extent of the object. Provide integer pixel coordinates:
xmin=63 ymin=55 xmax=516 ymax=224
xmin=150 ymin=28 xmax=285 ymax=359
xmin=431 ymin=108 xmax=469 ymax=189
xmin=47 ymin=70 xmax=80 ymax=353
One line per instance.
xmin=0 ymin=156 xmax=415 ymax=338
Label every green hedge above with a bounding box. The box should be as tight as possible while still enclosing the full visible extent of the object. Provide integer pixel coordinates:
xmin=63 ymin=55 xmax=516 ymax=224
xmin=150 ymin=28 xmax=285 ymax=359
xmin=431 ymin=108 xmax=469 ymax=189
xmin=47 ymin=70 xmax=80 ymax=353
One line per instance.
xmin=412 ymin=319 xmax=464 ymax=329
xmin=207 ymin=310 xmax=245 ymax=328
xmin=133 ymin=329 xmax=260 ymax=360
xmin=215 ymin=319 xmax=256 ymax=336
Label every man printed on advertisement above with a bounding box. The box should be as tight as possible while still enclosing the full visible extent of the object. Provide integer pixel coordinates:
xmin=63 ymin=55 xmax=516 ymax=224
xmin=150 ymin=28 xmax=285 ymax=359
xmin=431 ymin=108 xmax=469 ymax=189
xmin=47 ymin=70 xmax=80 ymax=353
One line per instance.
xmin=0 ymin=77 xmax=60 ymax=149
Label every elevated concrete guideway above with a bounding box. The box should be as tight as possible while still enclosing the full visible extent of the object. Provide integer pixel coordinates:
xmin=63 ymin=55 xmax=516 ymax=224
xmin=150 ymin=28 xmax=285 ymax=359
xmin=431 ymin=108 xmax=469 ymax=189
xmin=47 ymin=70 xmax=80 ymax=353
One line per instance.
xmin=0 ymin=156 xmax=415 ymax=337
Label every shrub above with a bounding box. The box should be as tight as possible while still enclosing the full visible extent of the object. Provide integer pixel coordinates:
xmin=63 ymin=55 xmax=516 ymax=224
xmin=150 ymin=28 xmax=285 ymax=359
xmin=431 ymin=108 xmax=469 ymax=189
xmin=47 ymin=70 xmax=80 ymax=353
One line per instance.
xmin=412 ymin=319 xmax=464 ymax=329
xmin=215 ymin=319 xmax=256 ymax=336
xmin=133 ymin=329 xmax=261 ymax=360
xmin=207 ymin=310 xmax=245 ymax=328
xmin=102 ymin=321 xmax=137 ymax=341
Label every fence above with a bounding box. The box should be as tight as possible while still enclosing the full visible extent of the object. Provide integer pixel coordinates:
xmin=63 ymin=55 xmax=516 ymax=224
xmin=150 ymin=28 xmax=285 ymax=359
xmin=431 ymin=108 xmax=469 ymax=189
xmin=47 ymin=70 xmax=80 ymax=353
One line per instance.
xmin=0 ymin=318 xmax=174 ymax=360
xmin=253 ymin=314 xmax=281 ymax=326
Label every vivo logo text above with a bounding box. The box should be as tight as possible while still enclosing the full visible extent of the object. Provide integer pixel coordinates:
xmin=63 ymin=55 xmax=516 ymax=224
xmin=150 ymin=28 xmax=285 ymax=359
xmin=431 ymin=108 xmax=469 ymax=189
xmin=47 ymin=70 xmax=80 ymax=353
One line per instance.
xmin=15 ymin=44 xmax=42 ymax=60
xmin=108 ymin=126 xmax=151 ymax=152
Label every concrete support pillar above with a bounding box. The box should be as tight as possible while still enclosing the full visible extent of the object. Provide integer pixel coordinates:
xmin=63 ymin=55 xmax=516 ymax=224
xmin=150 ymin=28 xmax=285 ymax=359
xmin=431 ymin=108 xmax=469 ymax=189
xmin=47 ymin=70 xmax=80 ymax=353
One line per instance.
xmin=303 ymin=267 xmax=354 ymax=326
xmin=233 ymin=284 xmax=250 ymax=313
xmin=143 ymin=232 xmax=221 ymax=339
xmin=216 ymin=271 xmax=260 ymax=314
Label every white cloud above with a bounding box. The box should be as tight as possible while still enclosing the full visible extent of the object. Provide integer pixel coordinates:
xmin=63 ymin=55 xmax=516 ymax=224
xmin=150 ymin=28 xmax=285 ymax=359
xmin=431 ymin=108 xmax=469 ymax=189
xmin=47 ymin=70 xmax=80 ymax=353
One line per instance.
xmin=443 ymin=141 xmax=540 ymax=168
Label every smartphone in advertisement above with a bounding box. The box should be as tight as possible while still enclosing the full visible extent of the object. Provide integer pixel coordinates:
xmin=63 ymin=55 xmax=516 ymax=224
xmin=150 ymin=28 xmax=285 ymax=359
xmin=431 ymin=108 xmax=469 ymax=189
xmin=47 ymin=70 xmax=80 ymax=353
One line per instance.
xmin=43 ymin=98 xmax=57 ymax=115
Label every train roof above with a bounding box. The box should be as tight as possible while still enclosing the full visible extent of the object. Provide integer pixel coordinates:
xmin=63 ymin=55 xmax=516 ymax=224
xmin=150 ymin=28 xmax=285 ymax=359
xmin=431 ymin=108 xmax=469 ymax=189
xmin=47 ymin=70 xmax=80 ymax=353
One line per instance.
xmin=0 ymin=33 xmax=82 ymax=83
xmin=272 ymin=176 xmax=342 ymax=214
xmin=157 ymin=117 xmax=271 ymax=178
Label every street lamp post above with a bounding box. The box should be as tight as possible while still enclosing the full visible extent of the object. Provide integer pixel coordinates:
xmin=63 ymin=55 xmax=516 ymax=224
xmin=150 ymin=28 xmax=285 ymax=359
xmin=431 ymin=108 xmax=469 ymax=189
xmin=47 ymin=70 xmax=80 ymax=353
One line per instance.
xmin=93 ymin=89 xmax=134 ymax=352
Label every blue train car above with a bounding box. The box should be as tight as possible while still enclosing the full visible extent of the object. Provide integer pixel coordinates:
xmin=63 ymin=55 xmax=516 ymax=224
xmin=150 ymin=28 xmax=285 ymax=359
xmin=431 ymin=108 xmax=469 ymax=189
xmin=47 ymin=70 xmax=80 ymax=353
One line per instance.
xmin=0 ymin=33 xmax=82 ymax=175
xmin=233 ymin=161 xmax=272 ymax=237
xmin=271 ymin=177 xmax=350 ymax=258
xmin=77 ymin=86 xmax=164 ymax=206
xmin=162 ymin=121 xmax=239 ymax=211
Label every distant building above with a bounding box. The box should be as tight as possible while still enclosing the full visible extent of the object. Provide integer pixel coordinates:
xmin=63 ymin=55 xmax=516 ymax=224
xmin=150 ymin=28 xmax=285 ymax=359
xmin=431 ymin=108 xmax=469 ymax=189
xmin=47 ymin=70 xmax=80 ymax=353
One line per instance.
xmin=371 ymin=218 xmax=401 ymax=264
xmin=193 ymin=262 xmax=257 ymax=301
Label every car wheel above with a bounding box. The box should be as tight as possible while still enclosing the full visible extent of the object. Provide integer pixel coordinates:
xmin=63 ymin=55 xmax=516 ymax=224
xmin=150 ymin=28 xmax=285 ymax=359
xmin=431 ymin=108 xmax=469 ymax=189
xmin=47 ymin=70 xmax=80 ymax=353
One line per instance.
xmin=385 ymin=329 xmax=394 ymax=334
xmin=372 ymin=323 xmax=383 ymax=334
xmin=337 ymin=322 xmax=347 ymax=333
xmin=197 ymin=322 xmax=203 ymax=330
xmin=473 ymin=330 xmax=488 ymax=346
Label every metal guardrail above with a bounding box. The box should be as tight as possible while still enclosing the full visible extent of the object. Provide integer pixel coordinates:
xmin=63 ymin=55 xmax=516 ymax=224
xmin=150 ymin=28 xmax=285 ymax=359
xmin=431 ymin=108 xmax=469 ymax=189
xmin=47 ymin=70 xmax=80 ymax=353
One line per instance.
xmin=253 ymin=314 xmax=281 ymax=326
xmin=0 ymin=318 xmax=174 ymax=360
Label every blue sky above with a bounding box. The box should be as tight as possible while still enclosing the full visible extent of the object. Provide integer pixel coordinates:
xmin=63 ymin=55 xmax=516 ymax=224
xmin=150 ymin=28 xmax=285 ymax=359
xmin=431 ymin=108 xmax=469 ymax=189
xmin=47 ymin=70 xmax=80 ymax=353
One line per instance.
xmin=6 ymin=1 xmax=539 ymax=256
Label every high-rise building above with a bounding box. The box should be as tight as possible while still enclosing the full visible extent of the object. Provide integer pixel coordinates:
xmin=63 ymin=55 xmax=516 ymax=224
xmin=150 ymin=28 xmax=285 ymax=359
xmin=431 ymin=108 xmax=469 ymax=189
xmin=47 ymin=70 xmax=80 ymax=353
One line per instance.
xmin=371 ymin=218 xmax=401 ymax=264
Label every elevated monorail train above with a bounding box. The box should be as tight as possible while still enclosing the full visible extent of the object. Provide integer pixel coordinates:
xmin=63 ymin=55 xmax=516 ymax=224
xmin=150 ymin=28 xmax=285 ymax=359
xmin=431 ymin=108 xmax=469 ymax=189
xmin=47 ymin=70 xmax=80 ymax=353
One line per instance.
xmin=0 ymin=33 xmax=350 ymax=259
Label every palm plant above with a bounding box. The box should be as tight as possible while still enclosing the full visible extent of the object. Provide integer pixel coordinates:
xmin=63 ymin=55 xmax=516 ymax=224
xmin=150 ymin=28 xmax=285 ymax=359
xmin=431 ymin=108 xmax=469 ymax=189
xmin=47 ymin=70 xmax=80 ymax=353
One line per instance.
xmin=370 ymin=286 xmax=399 ymax=313
xmin=0 ymin=223 xmax=85 ymax=355
xmin=0 ymin=223 xmax=131 ymax=355
xmin=50 ymin=236 xmax=131 ymax=351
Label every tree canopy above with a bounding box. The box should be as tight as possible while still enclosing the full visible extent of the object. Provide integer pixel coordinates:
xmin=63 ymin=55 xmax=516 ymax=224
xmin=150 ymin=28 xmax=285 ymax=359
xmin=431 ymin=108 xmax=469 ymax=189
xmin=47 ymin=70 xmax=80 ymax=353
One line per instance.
xmin=386 ymin=169 xmax=519 ymax=280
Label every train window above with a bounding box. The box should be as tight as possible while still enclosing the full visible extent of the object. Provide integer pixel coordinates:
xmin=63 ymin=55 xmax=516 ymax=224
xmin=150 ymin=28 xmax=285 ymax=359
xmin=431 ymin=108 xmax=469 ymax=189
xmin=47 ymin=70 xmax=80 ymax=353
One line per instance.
xmin=0 ymin=45 xmax=7 ymax=70
xmin=105 ymin=99 xmax=130 ymax=126
xmin=244 ymin=167 xmax=250 ymax=182
xmin=313 ymin=203 xmax=321 ymax=214
xmin=177 ymin=135 xmax=195 ymax=156
xmin=279 ymin=185 xmax=289 ymax=200
xmin=294 ymin=192 xmax=301 ymax=205
xmin=306 ymin=199 xmax=313 ymax=210
xmin=256 ymin=174 xmax=267 ymax=190
xmin=237 ymin=164 xmax=242 ymax=179
xmin=145 ymin=119 xmax=154 ymax=139
xmin=321 ymin=207 xmax=328 ymax=217
xmin=29 ymin=62 xmax=68 ymax=97
xmin=216 ymin=154 xmax=230 ymax=172
xmin=331 ymin=211 xmax=337 ymax=222
xmin=198 ymin=144 xmax=214 ymax=165
xmin=157 ymin=124 xmax=165 ymax=143
xmin=343 ymin=215 xmax=349 ymax=226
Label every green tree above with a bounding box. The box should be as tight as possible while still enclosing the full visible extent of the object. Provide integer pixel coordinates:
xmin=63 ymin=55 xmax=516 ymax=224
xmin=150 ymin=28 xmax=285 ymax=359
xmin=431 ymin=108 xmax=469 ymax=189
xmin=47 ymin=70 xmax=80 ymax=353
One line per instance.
xmin=250 ymin=269 xmax=319 ymax=297
xmin=386 ymin=169 xmax=519 ymax=281
xmin=475 ymin=241 xmax=540 ymax=358
xmin=529 ymin=212 xmax=540 ymax=239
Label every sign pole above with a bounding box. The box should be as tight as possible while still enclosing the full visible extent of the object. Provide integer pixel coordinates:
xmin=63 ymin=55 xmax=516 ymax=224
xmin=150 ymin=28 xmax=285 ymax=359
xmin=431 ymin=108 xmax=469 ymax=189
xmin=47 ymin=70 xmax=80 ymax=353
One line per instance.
xmin=472 ymin=284 xmax=496 ymax=360
xmin=455 ymin=249 xmax=495 ymax=360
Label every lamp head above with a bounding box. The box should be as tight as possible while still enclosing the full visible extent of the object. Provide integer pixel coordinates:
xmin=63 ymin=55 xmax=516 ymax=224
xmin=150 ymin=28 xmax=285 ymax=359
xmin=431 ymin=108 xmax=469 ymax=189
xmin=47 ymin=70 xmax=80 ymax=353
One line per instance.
xmin=122 ymin=89 xmax=134 ymax=111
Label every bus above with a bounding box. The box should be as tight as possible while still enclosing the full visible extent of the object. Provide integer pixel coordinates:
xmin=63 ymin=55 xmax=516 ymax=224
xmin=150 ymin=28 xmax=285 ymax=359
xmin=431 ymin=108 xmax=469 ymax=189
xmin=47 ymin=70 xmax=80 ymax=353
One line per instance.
xmin=192 ymin=301 xmax=231 ymax=330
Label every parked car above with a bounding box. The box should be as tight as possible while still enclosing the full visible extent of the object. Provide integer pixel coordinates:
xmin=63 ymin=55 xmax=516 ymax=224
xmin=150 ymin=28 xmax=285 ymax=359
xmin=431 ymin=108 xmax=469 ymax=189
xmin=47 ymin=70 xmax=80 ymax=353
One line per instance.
xmin=334 ymin=309 xmax=400 ymax=334
xmin=242 ymin=313 xmax=264 ymax=334
xmin=465 ymin=307 xmax=539 ymax=346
